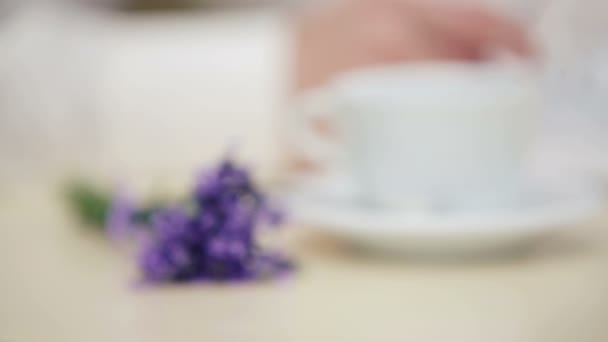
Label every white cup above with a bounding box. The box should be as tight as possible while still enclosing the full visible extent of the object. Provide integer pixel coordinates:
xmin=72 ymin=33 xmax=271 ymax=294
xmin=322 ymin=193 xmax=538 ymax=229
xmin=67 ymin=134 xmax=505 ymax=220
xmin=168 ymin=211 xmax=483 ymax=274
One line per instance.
xmin=290 ymin=61 xmax=542 ymax=212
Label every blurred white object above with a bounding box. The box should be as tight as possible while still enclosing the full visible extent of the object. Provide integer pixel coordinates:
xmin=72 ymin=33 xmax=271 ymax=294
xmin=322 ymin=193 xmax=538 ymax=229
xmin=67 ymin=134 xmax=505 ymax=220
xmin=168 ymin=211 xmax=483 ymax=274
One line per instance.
xmin=531 ymin=0 xmax=608 ymax=192
xmin=94 ymin=8 xmax=288 ymax=191
xmin=287 ymin=185 xmax=602 ymax=256
xmin=289 ymin=62 xmax=541 ymax=211
xmin=0 ymin=2 xmax=289 ymax=190
xmin=285 ymin=59 xmax=603 ymax=257
xmin=0 ymin=2 xmax=100 ymax=181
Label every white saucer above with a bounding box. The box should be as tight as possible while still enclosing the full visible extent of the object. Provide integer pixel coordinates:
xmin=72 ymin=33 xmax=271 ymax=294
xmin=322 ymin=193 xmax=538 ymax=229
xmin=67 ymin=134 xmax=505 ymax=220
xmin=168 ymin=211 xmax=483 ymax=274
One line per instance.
xmin=284 ymin=187 xmax=604 ymax=257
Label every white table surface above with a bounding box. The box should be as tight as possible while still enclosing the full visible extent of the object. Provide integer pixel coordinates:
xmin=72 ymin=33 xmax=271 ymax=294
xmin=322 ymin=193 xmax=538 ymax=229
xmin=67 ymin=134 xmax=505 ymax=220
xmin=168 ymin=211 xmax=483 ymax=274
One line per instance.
xmin=1 ymin=180 xmax=608 ymax=342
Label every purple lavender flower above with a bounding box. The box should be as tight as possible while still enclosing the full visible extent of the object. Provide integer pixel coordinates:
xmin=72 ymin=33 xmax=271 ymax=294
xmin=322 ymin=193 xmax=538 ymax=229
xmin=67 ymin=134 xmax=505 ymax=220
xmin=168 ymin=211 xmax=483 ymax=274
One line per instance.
xmin=134 ymin=159 xmax=292 ymax=284
xmin=139 ymin=207 xmax=200 ymax=282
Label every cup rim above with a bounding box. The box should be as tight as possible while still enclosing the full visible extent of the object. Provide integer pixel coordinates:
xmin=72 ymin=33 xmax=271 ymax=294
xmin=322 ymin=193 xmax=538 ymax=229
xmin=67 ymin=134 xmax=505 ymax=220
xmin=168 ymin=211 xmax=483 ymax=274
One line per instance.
xmin=328 ymin=60 xmax=540 ymax=108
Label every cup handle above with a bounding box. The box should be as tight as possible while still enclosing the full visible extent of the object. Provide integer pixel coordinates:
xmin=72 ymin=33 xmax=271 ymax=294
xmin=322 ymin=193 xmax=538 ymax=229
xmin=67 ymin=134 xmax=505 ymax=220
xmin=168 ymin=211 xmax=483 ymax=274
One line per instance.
xmin=287 ymin=88 xmax=339 ymax=165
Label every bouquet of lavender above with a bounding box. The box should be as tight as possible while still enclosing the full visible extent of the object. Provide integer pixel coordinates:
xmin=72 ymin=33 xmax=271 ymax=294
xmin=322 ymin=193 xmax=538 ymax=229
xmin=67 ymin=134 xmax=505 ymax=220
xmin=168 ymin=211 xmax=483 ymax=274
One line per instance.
xmin=67 ymin=159 xmax=292 ymax=284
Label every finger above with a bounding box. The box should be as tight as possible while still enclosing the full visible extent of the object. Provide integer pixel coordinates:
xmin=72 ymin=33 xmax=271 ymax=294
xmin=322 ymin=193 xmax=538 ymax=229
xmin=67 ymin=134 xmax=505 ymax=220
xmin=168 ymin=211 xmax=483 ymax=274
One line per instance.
xmin=388 ymin=15 xmax=484 ymax=62
xmin=456 ymin=7 xmax=532 ymax=57
xmin=404 ymin=3 xmax=533 ymax=58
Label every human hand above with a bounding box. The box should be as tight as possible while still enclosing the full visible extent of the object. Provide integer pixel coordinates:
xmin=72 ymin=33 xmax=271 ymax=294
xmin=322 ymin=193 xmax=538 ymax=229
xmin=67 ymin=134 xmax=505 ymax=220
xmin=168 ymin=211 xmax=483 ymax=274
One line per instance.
xmin=295 ymin=0 xmax=532 ymax=90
